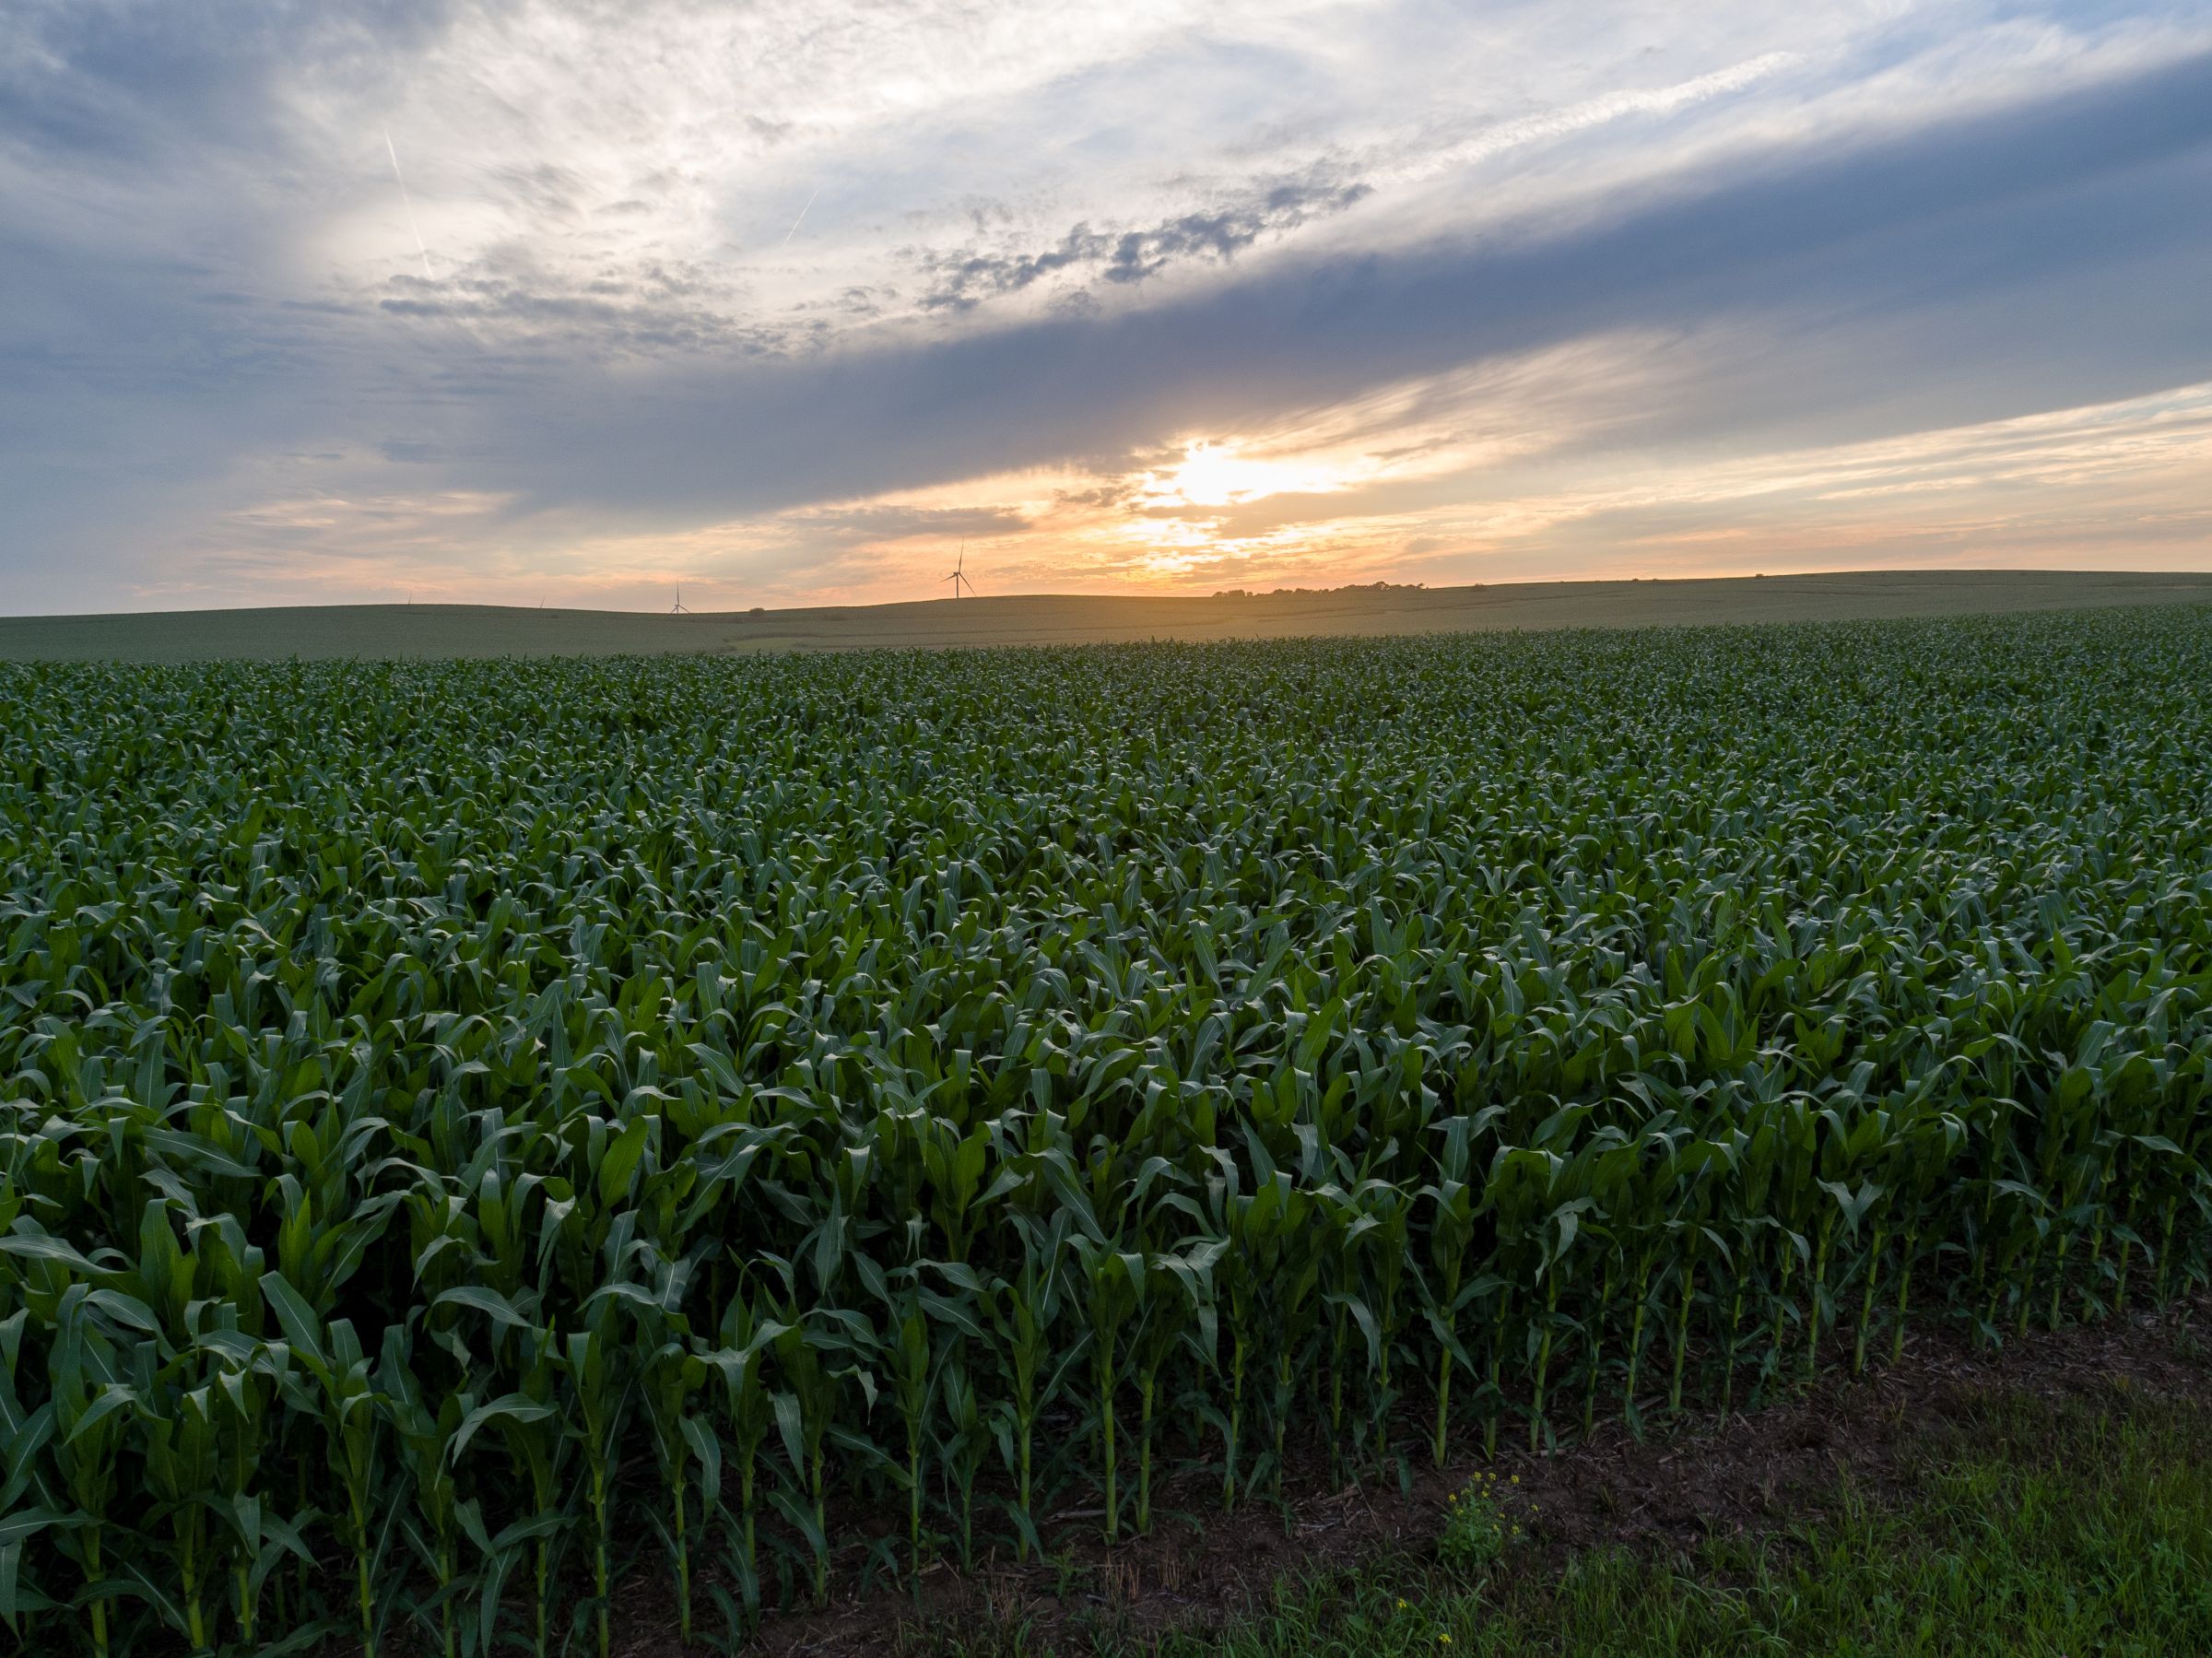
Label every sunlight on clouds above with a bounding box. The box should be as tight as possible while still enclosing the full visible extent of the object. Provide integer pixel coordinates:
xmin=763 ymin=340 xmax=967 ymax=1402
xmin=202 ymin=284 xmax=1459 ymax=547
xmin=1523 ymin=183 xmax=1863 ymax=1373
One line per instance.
xmin=1383 ymin=382 xmax=2212 ymax=580
xmin=788 ymin=377 xmax=2212 ymax=596
xmin=160 ymin=356 xmax=2212 ymax=611
xmin=1140 ymin=442 xmax=1355 ymax=510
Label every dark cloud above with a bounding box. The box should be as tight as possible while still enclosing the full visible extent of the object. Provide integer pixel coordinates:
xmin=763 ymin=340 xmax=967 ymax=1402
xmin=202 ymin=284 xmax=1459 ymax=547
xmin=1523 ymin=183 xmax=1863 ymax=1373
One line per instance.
xmin=917 ymin=171 xmax=1373 ymax=311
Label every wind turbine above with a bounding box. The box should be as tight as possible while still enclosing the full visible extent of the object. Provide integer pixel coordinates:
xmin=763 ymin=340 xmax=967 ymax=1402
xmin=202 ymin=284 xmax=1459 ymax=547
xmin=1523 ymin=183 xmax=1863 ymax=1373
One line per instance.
xmin=670 ymin=584 xmax=690 ymax=614
xmin=944 ymin=543 xmax=974 ymax=601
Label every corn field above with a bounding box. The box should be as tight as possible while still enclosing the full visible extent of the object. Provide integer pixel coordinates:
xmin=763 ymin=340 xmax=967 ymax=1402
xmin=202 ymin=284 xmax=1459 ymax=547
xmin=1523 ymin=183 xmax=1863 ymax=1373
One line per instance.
xmin=6 ymin=611 xmax=2212 ymax=1655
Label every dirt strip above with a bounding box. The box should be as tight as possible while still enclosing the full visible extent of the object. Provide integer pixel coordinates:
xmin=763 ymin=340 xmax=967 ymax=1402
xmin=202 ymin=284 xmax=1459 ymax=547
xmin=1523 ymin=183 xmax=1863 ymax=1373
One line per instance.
xmin=605 ymin=1296 xmax=2209 ymax=1656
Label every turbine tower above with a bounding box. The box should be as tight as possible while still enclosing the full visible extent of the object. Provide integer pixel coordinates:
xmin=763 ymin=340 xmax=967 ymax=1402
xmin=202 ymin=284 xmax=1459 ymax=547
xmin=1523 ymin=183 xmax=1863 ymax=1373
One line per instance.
xmin=670 ymin=584 xmax=690 ymax=614
xmin=945 ymin=544 xmax=974 ymax=600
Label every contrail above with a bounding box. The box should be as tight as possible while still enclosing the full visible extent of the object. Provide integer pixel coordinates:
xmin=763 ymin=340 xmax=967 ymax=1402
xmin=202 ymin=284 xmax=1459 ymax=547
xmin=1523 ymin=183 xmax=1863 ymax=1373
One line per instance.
xmin=1369 ymin=52 xmax=1800 ymax=191
xmin=383 ymin=128 xmax=435 ymax=280
xmin=781 ymin=185 xmax=820 ymax=248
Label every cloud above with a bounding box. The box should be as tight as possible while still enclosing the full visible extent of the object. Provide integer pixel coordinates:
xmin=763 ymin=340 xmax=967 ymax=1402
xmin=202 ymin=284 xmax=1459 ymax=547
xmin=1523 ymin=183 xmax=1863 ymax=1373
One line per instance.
xmin=372 ymin=265 xmax=794 ymax=359
xmin=1360 ymin=49 xmax=1802 ymax=193
xmin=4 ymin=3 xmax=2211 ymax=609
xmin=444 ymin=46 xmax=2212 ymax=523
xmin=916 ymin=170 xmax=1373 ymax=311
xmin=784 ymin=502 xmax=1031 ymax=542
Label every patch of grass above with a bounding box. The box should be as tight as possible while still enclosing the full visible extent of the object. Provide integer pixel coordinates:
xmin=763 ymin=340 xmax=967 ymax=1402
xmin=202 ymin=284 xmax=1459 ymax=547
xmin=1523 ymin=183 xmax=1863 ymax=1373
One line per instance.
xmin=1043 ymin=1392 xmax=2212 ymax=1656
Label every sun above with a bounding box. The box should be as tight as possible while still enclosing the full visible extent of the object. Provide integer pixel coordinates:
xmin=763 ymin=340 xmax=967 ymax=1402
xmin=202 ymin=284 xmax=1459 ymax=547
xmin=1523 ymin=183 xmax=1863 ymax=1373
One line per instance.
xmin=1163 ymin=442 xmax=1267 ymax=506
xmin=1145 ymin=441 xmax=1345 ymax=509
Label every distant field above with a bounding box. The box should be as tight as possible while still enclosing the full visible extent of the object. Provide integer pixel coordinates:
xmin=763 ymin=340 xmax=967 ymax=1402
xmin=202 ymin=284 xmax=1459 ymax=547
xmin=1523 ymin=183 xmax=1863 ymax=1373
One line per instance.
xmin=5 ymin=568 xmax=2210 ymax=660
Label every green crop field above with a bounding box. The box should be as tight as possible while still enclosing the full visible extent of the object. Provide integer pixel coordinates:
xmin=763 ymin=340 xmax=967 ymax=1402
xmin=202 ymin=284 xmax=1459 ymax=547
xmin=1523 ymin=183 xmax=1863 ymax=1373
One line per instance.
xmin=6 ymin=606 xmax=2212 ymax=1656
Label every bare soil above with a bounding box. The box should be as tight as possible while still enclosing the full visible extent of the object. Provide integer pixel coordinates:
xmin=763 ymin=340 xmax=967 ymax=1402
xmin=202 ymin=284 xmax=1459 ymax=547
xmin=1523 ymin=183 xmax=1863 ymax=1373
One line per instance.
xmin=597 ymin=1295 xmax=2210 ymax=1655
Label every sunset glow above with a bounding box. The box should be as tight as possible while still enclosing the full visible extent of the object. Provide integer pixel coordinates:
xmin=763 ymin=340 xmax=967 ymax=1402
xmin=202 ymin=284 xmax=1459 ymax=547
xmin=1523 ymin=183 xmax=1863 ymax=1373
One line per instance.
xmin=1141 ymin=443 xmax=1355 ymax=512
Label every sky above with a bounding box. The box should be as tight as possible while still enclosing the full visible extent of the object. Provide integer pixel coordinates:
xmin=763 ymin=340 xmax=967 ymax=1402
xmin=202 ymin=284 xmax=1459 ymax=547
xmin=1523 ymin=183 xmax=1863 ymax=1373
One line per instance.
xmin=3 ymin=2 xmax=2210 ymax=614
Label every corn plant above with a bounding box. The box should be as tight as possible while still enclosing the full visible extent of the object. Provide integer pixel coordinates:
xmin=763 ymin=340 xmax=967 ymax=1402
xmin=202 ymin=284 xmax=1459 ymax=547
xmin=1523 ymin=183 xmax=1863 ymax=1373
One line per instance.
xmin=378 ymin=1326 xmax=468 ymax=1658
xmin=704 ymin=1285 xmax=782 ymax=1625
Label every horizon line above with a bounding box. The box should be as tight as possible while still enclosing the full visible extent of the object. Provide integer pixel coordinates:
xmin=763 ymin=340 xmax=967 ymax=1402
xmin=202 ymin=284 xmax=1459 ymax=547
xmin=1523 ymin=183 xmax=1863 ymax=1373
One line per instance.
xmin=9 ymin=566 xmax=2212 ymax=625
